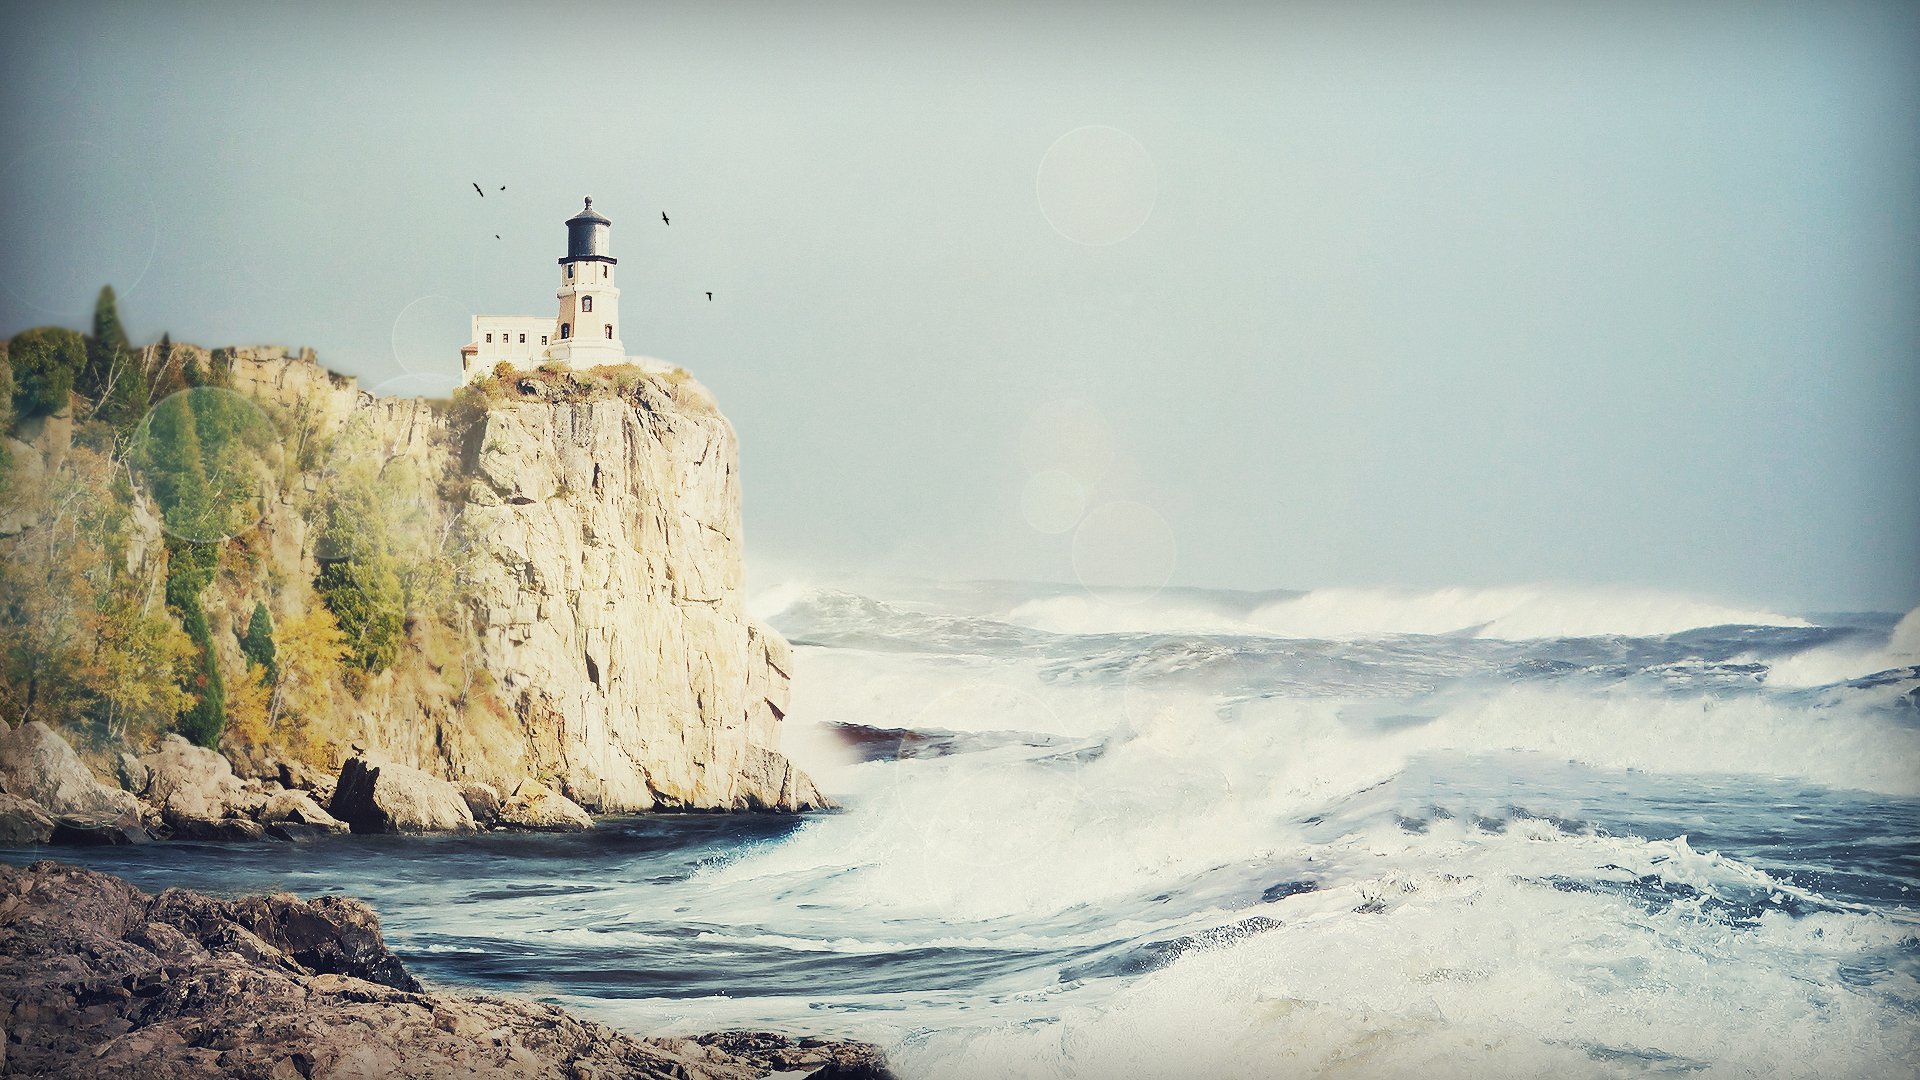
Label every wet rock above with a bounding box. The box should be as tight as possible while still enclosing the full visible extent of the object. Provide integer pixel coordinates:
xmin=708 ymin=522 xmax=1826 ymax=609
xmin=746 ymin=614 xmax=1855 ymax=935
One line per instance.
xmin=47 ymin=814 xmax=150 ymax=845
xmin=0 ymin=793 xmax=56 ymax=846
xmin=165 ymin=816 xmax=266 ymax=842
xmin=328 ymin=753 xmax=477 ymax=834
xmin=498 ymin=778 xmax=593 ymax=831
xmin=0 ymin=721 xmax=142 ymax=821
xmin=0 ymin=862 xmax=894 ymax=1080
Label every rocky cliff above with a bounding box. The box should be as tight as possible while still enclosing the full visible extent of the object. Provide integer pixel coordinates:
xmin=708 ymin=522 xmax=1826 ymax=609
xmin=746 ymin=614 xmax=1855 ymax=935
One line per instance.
xmin=17 ymin=346 xmax=824 ymax=813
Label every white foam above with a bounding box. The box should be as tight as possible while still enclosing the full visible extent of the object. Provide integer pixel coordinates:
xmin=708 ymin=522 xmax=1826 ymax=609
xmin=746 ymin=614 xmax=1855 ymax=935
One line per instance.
xmin=1005 ymin=584 xmax=1810 ymax=640
xmin=1762 ymin=604 xmax=1920 ymax=687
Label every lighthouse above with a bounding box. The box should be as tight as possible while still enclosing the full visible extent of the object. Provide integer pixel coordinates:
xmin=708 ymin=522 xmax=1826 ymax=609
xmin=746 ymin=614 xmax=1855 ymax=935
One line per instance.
xmin=460 ymin=197 xmax=632 ymax=381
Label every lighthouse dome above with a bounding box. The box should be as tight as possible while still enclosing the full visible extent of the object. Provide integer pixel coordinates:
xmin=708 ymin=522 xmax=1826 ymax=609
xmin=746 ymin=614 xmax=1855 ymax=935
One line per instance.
xmin=563 ymin=197 xmax=614 ymax=262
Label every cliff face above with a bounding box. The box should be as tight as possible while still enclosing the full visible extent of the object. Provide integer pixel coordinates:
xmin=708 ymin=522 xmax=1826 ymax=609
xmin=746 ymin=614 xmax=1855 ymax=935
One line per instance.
xmin=447 ymin=382 xmax=816 ymax=811
xmin=207 ymin=350 xmax=822 ymax=812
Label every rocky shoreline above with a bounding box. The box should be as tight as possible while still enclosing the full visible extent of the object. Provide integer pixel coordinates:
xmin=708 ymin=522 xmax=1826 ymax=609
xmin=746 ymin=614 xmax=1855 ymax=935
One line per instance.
xmin=0 ymin=860 xmax=893 ymax=1078
xmin=0 ymin=717 xmax=662 ymax=848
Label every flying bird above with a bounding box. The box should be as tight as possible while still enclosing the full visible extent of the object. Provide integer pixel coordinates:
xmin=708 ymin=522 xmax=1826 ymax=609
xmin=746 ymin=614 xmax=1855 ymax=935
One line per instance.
xmin=472 ymin=183 xmax=484 ymax=197
xmin=705 ymin=291 xmax=712 ymax=301
xmin=494 ymin=234 xmax=500 ymax=239
xmin=661 ymin=212 xmax=670 ymax=225
xmin=499 ymin=185 xmax=506 ymax=192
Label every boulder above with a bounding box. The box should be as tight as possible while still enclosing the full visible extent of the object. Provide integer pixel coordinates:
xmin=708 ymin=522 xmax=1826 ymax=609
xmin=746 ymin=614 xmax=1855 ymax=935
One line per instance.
xmin=328 ymin=754 xmax=476 ymax=834
xmin=498 ymin=778 xmax=593 ymax=831
xmin=49 ymin=816 xmax=153 ymax=845
xmin=257 ymin=789 xmax=348 ymax=833
xmin=277 ymin=759 xmax=326 ymax=792
xmin=0 ymin=721 xmax=142 ymax=821
xmin=0 ymin=793 xmax=56 ymax=846
xmin=139 ymin=734 xmax=253 ymax=829
xmin=0 ymin=861 xmax=895 ymax=1080
xmin=456 ymin=780 xmax=502 ymax=827
xmin=114 ymin=752 xmax=150 ymax=795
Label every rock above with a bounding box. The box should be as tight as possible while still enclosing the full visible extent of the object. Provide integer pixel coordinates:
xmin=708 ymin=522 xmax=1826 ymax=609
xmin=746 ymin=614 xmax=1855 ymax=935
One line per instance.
xmin=257 ymin=789 xmax=348 ymax=832
xmin=498 ymin=778 xmax=594 ymax=831
xmin=138 ymin=733 xmax=254 ymax=830
xmin=0 ymin=721 xmax=142 ymax=821
xmin=166 ymin=816 xmax=267 ymax=842
xmin=328 ymin=754 xmax=477 ymax=834
xmin=276 ymin=758 xmax=325 ymax=792
xmin=114 ymin=751 xmax=149 ymax=795
xmin=0 ymin=793 xmax=56 ymax=846
xmin=456 ymin=780 xmax=502 ymax=826
xmin=449 ymin=385 xmax=830 ymax=812
xmin=48 ymin=815 xmax=151 ymax=845
xmin=0 ymin=862 xmax=893 ymax=1080
xmin=263 ymin=822 xmax=332 ymax=843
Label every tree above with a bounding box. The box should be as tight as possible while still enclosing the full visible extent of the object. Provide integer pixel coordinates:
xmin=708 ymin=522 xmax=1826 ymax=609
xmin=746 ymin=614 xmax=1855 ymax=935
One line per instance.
xmin=239 ymin=600 xmax=277 ymax=682
xmin=7 ymin=327 xmax=86 ymax=419
xmin=83 ymin=288 xmax=148 ymax=435
xmin=316 ymin=559 xmax=404 ymax=673
xmin=268 ymin=606 xmax=348 ymax=763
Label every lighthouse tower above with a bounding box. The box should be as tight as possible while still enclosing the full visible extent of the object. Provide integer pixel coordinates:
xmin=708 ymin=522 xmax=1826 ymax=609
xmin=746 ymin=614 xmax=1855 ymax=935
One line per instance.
xmin=460 ymin=197 xmax=651 ymax=383
xmin=548 ymin=197 xmax=625 ymax=365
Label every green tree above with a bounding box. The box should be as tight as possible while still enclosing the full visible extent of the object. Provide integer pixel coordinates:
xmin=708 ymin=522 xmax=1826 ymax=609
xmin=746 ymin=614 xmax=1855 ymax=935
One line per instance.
xmin=7 ymin=327 xmax=86 ymax=419
xmin=83 ymin=286 xmax=150 ymax=434
xmin=315 ymin=559 xmax=404 ymax=673
xmin=239 ymin=600 xmax=277 ymax=683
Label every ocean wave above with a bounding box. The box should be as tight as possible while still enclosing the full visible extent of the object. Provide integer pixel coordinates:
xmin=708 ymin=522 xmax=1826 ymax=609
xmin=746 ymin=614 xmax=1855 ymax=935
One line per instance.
xmin=1006 ymin=584 xmax=1812 ymax=641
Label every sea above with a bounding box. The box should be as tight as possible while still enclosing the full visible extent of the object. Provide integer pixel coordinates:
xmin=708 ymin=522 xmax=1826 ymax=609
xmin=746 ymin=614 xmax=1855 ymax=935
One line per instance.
xmin=10 ymin=579 xmax=1920 ymax=1079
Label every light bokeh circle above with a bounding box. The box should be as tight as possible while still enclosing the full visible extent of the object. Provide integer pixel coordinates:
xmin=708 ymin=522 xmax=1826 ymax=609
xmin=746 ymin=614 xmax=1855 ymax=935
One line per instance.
xmin=1019 ymin=399 xmax=1116 ymax=488
xmin=1036 ymin=125 xmax=1158 ymax=246
xmin=0 ymin=141 xmax=159 ymax=314
xmin=1021 ymin=469 xmax=1087 ymax=534
xmin=129 ymin=387 xmax=277 ymax=544
xmin=391 ymin=295 xmax=474 ymax=376
xmin=1072 ymin=500 xmax=1178 ymax=602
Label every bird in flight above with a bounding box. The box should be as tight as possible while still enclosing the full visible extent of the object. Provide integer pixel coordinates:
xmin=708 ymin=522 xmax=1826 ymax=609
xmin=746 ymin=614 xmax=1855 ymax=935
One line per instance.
xmin=494 ymin=234 xmax=500 ymax=240
xmin=472 ymin=183 xmax=484 ymax=197
xmin=706 ymin=291 xmax=712 ymax=301
xmin=661 ymin=212 xmax=670 ymax=225
xmin=499 ymin=185 xmax=505 ymax=192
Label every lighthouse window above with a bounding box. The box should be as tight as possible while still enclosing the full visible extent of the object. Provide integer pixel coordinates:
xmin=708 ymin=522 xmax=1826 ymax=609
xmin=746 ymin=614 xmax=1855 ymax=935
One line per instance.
xmin=601 ymin=266 xmax=607 ymax=279
xmin=561 ymin=323 xmax=571 ymax=339
xmin=541 ymin=335 xmax=548 ymax=345
xmin=581 ymin=295 xmax=592 ymax=312
xmin=518 ymin=333 xmax=526 ymax=344
xmin=485 ymin=333 xmax=493 ymax=343
xmin=567 ymin=264 xmax=575 ymax=279
xmin=604 ymin=324 xmax=613 ymax=339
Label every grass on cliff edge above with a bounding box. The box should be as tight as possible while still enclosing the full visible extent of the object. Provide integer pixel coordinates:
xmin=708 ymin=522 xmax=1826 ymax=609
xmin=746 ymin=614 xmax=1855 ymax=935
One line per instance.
xmin=455 ymin=362 xmax=708 ymax=415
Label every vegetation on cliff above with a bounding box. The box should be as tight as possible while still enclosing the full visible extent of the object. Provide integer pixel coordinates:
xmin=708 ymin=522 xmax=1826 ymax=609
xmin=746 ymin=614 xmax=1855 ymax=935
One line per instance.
xmin=0 ymin=288 xmax=479 ymax=772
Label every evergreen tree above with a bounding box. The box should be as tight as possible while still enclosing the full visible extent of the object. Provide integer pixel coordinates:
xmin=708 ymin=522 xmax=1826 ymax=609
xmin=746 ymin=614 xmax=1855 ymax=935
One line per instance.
xmin=85 ymin=287 xmax=148 ymax=434
xmin=6 ymin=327 xmax=86 ymax=419
xmin=239 ymin=600 xmax=277 ymax=683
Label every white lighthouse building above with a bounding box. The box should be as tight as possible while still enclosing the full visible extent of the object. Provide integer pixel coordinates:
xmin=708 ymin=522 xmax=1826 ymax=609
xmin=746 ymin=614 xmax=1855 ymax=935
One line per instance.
xmin=461 ymin=197 xmax=635 ymax=382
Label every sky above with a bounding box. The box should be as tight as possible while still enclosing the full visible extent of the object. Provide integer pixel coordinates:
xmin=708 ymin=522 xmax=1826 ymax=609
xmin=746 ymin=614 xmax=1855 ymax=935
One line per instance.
xmin=2 ymin=1 xmax=1915 ymax=612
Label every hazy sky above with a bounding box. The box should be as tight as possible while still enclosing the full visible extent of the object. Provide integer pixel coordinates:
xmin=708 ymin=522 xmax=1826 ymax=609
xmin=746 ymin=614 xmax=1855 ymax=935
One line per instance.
xmin=3 ymin=1 xmax=1915 ymax=612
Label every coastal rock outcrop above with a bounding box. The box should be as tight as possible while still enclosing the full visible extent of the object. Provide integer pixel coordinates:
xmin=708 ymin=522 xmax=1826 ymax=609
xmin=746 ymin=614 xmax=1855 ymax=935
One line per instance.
xmin=0 ymin=793 xmax=55 ymax=846
xmin=328 ymin=753 xmax=478 ymax=834
xmin=447 ymin=377 xmax=827 ymax=813
xmin=0 ymin=861 xmax=896 ymax=1079
xmin=208 ymin=350 xmax=827 ymax=816
xmin=497 ymin=779 xmax=593 ymax=831
xmin=0 ymin=721 xmax=142 ymax=823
